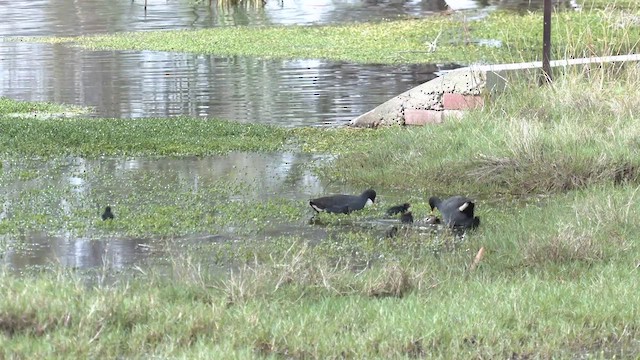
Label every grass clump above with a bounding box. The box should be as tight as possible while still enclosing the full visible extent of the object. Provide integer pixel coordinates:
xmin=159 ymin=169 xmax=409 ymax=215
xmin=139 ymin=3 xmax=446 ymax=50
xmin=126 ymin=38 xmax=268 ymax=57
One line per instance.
xmin=23 ymin=5 xmax=640 ymax=65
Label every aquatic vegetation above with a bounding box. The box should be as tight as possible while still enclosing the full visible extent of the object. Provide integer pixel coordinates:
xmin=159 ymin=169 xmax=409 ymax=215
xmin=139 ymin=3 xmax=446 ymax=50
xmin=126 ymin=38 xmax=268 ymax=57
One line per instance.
xmin=0 ymin=116 xmax=290 ymax=157
xmin=0 ymin=159 xmax=307 ymax=238
xmin=0 ymin=97 xmax=89 ymax=118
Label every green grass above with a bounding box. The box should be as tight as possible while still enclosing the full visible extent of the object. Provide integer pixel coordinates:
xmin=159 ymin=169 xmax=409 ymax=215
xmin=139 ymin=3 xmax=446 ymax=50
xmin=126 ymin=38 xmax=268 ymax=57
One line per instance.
xmin=21 ymin=4 xmax=640 ymax=65
xmin=0 ymin=97 xmax=387 ymax=157
xmin=0 ymin=116 xmax=290 ymax=157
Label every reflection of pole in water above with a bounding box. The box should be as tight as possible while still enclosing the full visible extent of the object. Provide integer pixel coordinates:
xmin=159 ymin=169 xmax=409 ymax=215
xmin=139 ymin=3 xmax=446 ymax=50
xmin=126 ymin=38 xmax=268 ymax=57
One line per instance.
xmin=132 ymin=0 xmax=148 ymax=12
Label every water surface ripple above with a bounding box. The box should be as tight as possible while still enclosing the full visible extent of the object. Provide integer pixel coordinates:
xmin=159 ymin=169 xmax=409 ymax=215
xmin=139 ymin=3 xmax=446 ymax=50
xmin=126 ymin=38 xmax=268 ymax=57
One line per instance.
xmin=0 ymin=42 xmax=457 ymax=125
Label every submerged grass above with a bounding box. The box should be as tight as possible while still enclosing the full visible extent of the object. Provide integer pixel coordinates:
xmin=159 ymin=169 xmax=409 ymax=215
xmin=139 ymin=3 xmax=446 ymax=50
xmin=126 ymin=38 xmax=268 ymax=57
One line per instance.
xmin=0 ymin=157 xmax=308 ymax=238
xmin=24 ymin=4 xmax=640 ymax=65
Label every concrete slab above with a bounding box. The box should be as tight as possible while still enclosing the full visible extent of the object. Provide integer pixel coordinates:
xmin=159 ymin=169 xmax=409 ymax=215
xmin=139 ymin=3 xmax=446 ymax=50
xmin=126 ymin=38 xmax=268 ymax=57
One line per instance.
xmin=350 ymin=53 xmax=640 ymax=127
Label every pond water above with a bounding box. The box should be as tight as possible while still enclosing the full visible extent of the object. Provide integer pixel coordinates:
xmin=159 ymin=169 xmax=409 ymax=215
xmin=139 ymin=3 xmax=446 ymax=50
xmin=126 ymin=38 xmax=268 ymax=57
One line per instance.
xmin=1 ymin=0 xmax=451 ymax=37
xmin=0 ymin=42 xmax=456 ymax=126
xmin=0 ymin=0 xmax=471 ymax=126
xmin=0 ymin=0 xmax=580 ymax=37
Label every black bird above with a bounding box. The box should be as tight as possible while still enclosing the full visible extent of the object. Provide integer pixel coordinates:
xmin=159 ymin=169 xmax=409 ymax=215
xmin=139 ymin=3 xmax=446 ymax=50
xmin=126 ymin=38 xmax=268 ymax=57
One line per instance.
xmin=428 ymin=196 xmax=480 ymax=230
xmin=385 ymin=225 xmax=399 ymax=238
xmin=309 ymin=189 xmax=376 ymax=214
xmin=102 ymin=206 xmax=114 ymax=221
xmin=400 ymin=211 xmax=414 ymax=224
xmin=386 ymin=203 xmax=411 ymax=216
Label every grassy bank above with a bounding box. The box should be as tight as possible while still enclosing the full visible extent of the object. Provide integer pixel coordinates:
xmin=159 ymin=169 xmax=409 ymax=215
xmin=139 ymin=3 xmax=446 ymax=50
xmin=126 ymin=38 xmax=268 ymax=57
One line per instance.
xmin=318 ymin=64 xmax=640 ymax=197
xmin=24 ymin=3 xmax=640 ymax=65
xmin=3 ymin=265 xmax=640 ymax=358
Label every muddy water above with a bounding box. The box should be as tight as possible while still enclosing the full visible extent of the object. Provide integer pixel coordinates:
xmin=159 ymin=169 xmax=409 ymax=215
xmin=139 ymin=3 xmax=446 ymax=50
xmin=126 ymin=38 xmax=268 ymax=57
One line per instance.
xmin=0 ymin=42 xmax=455 ymax=126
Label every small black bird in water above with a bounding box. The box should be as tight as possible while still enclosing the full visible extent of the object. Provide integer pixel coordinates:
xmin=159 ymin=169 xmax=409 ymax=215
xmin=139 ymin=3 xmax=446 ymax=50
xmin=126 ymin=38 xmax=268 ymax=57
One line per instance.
xmin=102 ymin=206 xmax=114 ymax=221
xmin=309 ymin=189 xmax=376 ymax=214
xmin=386 ymin=203 xmax=410 ymax=216
xmin=400 ymin=211 xmax=414 ymax=224
xmin=428 ymin=196 xmax=479 ymax=230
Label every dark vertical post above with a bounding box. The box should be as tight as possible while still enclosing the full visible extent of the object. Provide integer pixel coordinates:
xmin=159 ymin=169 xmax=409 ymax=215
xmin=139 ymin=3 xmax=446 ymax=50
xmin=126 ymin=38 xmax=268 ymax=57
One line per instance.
xmin=541 ymin=0 xmax=552 ymax=84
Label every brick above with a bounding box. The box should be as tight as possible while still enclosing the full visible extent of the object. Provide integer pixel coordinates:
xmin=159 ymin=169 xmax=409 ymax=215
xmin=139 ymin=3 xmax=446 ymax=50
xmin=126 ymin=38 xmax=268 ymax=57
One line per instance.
xmin=442 ymin=93 xmax=484 ymax=110
xmin=404 ymin=109 xmax=443 ymax=125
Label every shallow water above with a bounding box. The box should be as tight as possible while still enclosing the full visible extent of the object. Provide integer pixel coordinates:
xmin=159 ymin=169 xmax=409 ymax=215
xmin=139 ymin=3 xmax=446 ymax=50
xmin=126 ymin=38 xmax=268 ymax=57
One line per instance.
xmin=3 ymin=231 xmax=156 ymax=272
xmin=0 ymin=154 xmax=414 ymax=274
xmin=0 ymin=153 xmax=326 ymax=202
xmin=0 ymin=153 xmax=534 ymax=276
xmin=0 ymin=42 xmax=456 ymax=126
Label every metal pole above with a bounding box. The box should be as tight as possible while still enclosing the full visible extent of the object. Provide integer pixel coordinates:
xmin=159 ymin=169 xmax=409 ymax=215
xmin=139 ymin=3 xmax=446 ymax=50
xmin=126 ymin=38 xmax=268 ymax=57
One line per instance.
xmin=541 ymin=0 xmax=552 ymax=84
